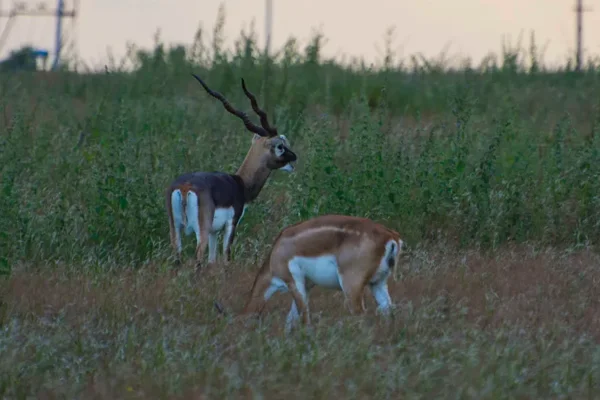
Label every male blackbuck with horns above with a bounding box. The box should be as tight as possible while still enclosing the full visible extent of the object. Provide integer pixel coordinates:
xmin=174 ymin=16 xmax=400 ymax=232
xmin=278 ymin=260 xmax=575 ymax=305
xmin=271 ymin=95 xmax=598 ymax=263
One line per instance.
xmin=166 ymin=74 xmax=297 ymax=269
xmin=214 ymin=215 xmax=404 ymax=332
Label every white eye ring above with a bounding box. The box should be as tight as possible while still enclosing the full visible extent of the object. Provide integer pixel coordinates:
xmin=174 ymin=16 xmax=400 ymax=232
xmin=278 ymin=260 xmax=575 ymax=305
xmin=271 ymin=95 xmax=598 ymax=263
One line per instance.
xmin=275 ymin=144 xmax=285 ymax=156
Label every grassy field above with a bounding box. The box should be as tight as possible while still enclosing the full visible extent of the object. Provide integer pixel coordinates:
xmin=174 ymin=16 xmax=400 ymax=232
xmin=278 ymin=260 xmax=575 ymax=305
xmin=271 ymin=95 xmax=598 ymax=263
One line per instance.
xmin=2 ymin=12 xmax=600 ymax=398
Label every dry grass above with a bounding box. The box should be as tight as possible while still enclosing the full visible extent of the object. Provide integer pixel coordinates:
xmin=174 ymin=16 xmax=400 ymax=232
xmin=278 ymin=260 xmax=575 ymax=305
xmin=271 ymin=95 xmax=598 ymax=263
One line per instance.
xmin=2 ymin=244 xmax=600 ymax=398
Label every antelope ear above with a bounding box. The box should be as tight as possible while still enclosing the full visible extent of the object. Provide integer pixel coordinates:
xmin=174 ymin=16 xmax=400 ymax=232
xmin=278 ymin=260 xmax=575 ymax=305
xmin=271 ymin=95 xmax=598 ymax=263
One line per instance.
xmin=279 ymin=134 xmax=290 ymax=146
xmin=252 ymin=133 xmax=261 ymax=143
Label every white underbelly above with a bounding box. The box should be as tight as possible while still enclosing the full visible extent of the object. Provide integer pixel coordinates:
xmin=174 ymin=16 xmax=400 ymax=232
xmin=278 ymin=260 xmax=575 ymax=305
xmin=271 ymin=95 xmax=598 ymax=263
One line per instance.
xmin=289 ymin=254 xmax=341 ymax=289
xmin=210 ymin=207 xmax=234 ymax=232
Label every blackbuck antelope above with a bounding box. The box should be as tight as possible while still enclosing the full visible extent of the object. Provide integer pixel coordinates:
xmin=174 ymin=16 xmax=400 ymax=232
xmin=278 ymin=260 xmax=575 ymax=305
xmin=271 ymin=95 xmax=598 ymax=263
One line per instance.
xmin=166 ymin=74 xmax=297 ymax=269
xmin=214 ymin=214 xmax=404 ymax=331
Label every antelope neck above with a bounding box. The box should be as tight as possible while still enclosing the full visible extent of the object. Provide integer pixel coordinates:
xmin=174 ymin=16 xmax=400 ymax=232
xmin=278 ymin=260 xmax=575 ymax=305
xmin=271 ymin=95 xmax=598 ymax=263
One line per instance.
xmin=234 ymin=152 xmax=272 ymax=203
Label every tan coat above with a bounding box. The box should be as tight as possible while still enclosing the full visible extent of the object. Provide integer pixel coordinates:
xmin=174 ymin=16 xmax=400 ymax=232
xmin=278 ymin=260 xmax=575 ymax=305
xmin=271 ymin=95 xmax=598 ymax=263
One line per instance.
xmin=225 ymin=214 xmax=403 ymax=330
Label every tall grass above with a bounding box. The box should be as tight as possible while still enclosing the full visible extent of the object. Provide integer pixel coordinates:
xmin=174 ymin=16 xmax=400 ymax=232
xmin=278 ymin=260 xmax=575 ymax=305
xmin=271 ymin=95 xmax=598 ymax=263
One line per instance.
xmin=1 ymin=8 xmax=600 ymax=275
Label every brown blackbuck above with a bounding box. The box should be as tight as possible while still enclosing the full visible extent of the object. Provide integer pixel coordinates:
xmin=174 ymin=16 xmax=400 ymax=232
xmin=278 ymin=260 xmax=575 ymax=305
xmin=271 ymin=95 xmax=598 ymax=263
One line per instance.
xmin=214 ymin=214 xmax=404 ymax=332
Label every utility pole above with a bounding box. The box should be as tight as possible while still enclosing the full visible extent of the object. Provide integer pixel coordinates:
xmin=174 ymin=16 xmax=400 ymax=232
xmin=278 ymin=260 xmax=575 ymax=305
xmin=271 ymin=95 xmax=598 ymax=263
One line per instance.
xmin=0 ymin=0 xmax=77 ymax=70
xmin=263 ymin=0 xmax=273 ymax=119
xmin=265 ymin=0 xmax=272 ymax=56
xmin=53 ymin=0 xmax=65 ymax=70
xmin=574 ymin=0 xmax=592 ymax=72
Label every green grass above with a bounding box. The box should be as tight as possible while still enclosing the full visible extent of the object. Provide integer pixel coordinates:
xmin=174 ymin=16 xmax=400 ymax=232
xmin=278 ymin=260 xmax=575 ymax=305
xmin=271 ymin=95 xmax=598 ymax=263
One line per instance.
xmin=1 ymin=10 xmax=600 ymax=397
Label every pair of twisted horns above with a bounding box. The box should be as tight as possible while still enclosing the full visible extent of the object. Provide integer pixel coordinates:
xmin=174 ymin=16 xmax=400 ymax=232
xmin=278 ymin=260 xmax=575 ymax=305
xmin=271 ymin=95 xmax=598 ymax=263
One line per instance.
xmin=191 ymin=73 xmax=278 ymax=138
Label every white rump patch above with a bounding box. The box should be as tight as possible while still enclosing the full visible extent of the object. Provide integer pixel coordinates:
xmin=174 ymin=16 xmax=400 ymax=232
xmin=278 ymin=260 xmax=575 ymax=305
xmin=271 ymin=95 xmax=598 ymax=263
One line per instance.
xmin=370 ymin=239 xmax=399 ymax=284
xmin=170 ymin=190 xmax=200 ymax=240
xmin=184 ymin=191 xmax=200 ymax=237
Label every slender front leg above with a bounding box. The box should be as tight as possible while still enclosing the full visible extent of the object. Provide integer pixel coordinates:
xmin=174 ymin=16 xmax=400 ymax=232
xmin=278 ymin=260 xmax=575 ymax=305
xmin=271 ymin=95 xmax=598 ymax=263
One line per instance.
xmin=285 ymin=300 xmax=300 ymax=334
xmin=222 ymin=219 xmax=238 ymax=264
xmin=347 ymin=287 xmax=366 ymax=315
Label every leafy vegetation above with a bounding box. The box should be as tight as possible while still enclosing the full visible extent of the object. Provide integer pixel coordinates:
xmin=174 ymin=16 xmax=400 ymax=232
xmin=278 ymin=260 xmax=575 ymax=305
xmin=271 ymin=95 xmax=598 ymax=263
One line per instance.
xmin=1 ymin=6 xmax=600 ymax=398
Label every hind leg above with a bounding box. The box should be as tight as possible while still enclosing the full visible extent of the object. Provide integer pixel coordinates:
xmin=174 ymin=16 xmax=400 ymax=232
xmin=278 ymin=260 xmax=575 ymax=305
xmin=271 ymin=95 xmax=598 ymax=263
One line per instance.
xmin=369 ymin=279 xmax=393 ymax=316
xmin=187 ymin=191 xmax=215 ymax=271
xmin=169 ymin=190 xmax=184 ymax=265
xmin=185 ymin=191 xmax=205 ymax=269
xmin=222 ymin=218 xmax=238 ymax=265
xmin=336 ymin=265 xmax=369 ymax=315
xmin=287 ymin=260 xmax=311 ymax=326
xmin=207 ymin=232 xmax=218 ymax=265
xmin=284 ymin=301 xmax=300 ymax=334
xmin=194 ymin=230 xmax=211 ymax=270
xmin=368 ymin=242 xmax=396 ymax=316
xmin=340 ymin=281 xmax=367 ymax=315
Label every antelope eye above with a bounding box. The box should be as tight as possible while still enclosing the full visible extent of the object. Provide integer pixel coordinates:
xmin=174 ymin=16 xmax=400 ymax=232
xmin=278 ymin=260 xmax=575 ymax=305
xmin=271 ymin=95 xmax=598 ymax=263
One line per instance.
xmin=276 ymin=144 xmax=283 ymax=152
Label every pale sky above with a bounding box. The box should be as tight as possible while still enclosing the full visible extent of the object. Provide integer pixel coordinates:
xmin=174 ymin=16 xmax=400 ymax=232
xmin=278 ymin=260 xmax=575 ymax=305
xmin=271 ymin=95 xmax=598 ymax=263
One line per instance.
xmin=2 ymin=0 xmax=600 ymax=70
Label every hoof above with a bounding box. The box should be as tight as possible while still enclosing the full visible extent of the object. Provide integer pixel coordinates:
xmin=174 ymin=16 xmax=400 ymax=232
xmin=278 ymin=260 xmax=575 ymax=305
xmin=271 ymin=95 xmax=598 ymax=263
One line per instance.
xmin=194 ymin=262 xmax=203 ymax=272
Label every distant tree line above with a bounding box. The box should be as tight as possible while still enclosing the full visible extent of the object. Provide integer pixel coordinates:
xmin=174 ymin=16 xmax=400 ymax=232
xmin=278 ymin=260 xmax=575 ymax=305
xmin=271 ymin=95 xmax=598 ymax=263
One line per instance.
xmin=0 ymin=45 xmax=48 ymax=71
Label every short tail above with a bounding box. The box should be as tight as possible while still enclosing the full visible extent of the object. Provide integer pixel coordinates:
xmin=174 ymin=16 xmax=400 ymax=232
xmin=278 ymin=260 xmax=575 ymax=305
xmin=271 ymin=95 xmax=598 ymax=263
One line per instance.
xmin=384 ymin=239 xmax=401 ymax=269
xmin=181 ymin=192 xmax=188 ymax=227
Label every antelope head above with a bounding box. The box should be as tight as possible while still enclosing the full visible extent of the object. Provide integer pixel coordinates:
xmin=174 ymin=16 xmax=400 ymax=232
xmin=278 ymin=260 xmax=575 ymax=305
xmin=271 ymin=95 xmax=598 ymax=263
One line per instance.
xmin=191 ymin=74 xmax=297 ymax=173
